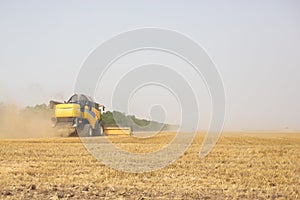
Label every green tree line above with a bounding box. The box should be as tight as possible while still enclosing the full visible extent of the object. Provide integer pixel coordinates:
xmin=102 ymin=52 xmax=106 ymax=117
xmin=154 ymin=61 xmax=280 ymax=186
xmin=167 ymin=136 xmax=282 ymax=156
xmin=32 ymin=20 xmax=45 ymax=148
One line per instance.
xmin=102 ymin=111 xmax=178 ymax=131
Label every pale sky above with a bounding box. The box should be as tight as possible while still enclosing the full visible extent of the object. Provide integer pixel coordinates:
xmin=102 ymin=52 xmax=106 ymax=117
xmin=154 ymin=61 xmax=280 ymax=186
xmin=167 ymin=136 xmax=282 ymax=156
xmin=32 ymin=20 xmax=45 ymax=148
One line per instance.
xmin=0 ymin=0 xmax=299 ymax=131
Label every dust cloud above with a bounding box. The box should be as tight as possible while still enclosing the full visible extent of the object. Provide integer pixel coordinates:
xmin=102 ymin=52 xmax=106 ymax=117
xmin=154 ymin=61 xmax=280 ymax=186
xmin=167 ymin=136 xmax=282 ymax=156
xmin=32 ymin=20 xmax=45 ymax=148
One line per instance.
xmin=0 ymin=105 xmax=58 ymax=139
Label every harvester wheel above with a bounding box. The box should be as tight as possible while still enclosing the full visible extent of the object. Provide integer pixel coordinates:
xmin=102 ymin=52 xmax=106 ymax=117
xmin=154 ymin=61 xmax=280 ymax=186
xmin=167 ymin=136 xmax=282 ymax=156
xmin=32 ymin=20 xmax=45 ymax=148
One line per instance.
xmin=78 ymin=124 xmax=93 ymax=137
xmin=100 ymin=125 xmax=104 ymax=136
xmin=87 ymin=125 xmax=93 ymax=137
xmin=93 ymin=121 xmax=104 ymax=136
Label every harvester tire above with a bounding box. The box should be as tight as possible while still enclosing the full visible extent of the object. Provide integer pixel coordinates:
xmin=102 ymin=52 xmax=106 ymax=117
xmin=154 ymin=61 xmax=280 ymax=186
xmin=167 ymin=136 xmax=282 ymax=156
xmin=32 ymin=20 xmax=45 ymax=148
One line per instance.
xmin=79 ymin=124 xmax=93 ymax=137
xmin=93 ymin=121 xmax=104 ymax=136
xmin=87 ymin=125 xmax=93 ymax=137
xmin=100 ymin=125 xmax=104 ymax=136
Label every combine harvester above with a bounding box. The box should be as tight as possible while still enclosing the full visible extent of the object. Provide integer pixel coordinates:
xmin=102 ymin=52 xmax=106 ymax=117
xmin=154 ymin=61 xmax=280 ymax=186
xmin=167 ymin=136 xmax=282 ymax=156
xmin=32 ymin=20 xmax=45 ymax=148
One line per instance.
xmin=50 ymin=94 xmax=131 ymax=137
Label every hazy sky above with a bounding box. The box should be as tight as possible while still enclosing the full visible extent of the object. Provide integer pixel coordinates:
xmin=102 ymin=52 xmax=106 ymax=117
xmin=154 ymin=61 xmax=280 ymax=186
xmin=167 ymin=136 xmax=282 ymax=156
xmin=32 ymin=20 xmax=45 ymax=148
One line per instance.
xmin=0 ymin=0 xmax=299 ymax=131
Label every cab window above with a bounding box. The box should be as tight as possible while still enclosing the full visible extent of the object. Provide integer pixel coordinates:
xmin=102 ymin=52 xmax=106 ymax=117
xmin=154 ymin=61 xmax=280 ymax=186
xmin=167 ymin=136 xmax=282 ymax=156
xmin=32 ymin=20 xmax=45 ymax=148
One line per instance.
xmin=68 ymin=95 xmax=78 ymax=103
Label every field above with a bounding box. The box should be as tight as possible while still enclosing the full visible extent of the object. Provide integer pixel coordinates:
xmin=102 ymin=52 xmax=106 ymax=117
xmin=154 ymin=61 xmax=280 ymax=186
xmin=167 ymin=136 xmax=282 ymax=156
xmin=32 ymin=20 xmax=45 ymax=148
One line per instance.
xmin=0 ymin=132 xmax=299 ymax=199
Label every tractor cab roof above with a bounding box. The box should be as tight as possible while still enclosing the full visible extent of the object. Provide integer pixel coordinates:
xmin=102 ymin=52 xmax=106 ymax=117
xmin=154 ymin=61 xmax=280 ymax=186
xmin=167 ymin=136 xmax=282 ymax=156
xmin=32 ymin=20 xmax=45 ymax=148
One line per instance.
xmin=67 ymin=94 xmax=94 ymax=104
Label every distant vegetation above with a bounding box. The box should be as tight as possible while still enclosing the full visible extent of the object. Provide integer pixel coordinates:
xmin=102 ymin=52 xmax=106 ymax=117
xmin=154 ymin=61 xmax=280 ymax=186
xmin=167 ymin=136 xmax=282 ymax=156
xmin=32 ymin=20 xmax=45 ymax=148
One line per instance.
xmin=23 ymin=103 xmax=50 ymax=113
xmin=102 ymin=111 xmax=178 ymax=131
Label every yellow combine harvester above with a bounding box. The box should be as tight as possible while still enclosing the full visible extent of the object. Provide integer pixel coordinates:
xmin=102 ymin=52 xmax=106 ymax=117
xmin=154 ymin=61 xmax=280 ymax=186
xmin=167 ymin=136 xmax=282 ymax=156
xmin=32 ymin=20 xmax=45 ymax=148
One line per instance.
xmin=50 ymin=94 xmax=131 ymax=137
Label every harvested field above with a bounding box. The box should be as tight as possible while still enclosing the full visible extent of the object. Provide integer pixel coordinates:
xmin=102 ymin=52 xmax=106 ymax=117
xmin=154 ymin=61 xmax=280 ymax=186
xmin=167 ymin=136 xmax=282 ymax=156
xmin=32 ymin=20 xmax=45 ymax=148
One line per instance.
xmin=0 ymin=132 xmax=299 ymax=199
